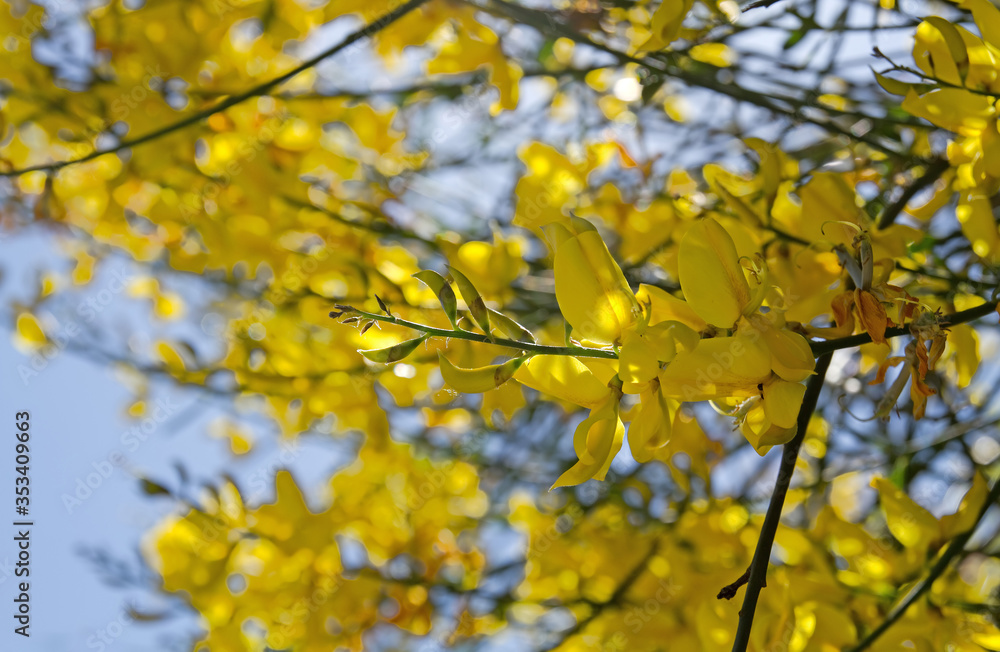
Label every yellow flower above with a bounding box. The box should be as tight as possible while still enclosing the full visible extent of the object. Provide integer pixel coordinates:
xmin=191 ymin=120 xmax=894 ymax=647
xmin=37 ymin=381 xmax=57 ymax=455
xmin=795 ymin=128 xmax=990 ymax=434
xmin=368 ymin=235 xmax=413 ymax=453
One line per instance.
xmin=619 ymin=319 xmax=699 ymax=394
xmin=545 ymin=216 xmax=642 ymax=346
xmin=659 ymin=217 xmax=816 ymax=450
xmin=627 ymin=381 xmax=675 ymax=463
xmin=513 ymin=355 xmax=627 ymax=488
xmin=676 ymin=216 xmax=753 ymax=329
xmin=551 ymin=389 xmax=625 ymax=489
xmin=736 ymin=379 xmax=807 ymax=454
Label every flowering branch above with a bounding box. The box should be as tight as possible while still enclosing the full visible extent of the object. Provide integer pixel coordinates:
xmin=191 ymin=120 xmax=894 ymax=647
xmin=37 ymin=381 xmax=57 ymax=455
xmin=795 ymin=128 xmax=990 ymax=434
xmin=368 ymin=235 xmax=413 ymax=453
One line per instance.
xmin=809 ymin=300 xmax=999 ymax=356
xmin=330 ymin=305 xmax=618 ymax=359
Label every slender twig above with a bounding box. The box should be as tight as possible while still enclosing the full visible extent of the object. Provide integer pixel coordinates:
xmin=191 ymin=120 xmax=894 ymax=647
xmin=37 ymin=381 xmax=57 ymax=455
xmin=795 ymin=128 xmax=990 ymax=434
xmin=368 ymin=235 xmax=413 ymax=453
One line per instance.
xmin=809 ymin=300 xmax=999 ymax=356
xmin=717 ymin=564 xmax=756 ymax=600
xmin=845 ymin=475 xmax=1000 ymax=652
xmin=468 ymin=0 xmax=908 ymax=158
xmin=743 ymin=0 xmax=785 ymax=10
xmin=731 ymin=353 xmax=832 ymax=652
xmin=877 ymin=157 xmax=951 ymax=229
xmin=332 ymin=306 xmax=618 ymax=359
xmin=0 ymin=0 xmax=431 ymax=178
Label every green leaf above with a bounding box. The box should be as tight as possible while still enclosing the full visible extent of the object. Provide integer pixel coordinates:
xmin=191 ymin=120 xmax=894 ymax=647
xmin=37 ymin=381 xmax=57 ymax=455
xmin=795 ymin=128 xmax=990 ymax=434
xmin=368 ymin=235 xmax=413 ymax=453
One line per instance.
xmin=640 ymin=72 xmax=665 ymax=104
xmin=783 ymin=28 xmax=807 ymax=50
xmin=375 ymin=294 xmax=391 ymax=316
xmin=487 ymin=307 xmax=536 ymax=343
xmin=873 ymin=71 xmax=934 ymax=97
xmin=359 ymin=334 xmax=428 ymax=363
xmin=413 ymin=270 xmax=458 ymax=329
xmin=908 ymin=235 xmax=937 ymax=254
xmin=140 ymin=479 xmax=171 ymax=496
xmin=888 ymin=456 xmax=909 ymax=489
xmin=448 ymin=266 xmax=492 ymax=337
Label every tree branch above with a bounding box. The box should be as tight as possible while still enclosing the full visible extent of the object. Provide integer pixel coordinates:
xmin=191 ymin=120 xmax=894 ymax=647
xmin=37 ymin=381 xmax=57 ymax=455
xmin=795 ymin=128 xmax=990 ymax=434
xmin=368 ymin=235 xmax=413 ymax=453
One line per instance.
xmin=0 ymin=0 xmax=431 ymax=178
xmin=731 ymin=352 xmax=832 ymax=652
xmin=809 ymin=300 xmax=999 ymax=356
xmin=541 ymin=542 xmax=660 ymax=651
xmin=717 ymin=564 xmax=756 ymax=600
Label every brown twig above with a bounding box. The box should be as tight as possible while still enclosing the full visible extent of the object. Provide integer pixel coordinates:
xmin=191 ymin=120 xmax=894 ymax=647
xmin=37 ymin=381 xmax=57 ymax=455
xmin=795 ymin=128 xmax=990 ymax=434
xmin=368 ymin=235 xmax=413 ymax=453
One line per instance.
xmin=717 ymin=564 xmax=760 ymax=600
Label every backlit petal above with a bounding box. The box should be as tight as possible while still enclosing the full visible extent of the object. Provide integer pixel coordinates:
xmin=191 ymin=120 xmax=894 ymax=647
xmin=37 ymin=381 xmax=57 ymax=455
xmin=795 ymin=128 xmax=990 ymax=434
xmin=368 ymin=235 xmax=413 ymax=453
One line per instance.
xmin=658 ymin=335 xmax=771 ymax=401
xmin=514 ymin=355 xmax=609 ymax=408
xmin=548 ymin=217 xmax=641 ymax=345
xmin=763 ymin=380 xmax=806 ymax=429
xmin=678 ymin=217 xmax=752 ymax=328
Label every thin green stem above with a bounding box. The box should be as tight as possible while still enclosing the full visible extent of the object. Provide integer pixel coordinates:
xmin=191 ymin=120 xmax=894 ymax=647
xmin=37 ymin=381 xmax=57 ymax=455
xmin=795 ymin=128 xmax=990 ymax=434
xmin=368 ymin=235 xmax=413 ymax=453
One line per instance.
xmin=731 ymin=353 xmax=832 ymax=652
xmin=845 ymin=475 xmax=1000 ymax=652
xmin=333 ymin=306 xmax=619 ymax=359
xmin=345 ymin=292 xmax=998 ymax=361
xmin=0 ymin=0 xmax=431 ymax=178
xmin=340 ymin=296 xmax=998 ymax=361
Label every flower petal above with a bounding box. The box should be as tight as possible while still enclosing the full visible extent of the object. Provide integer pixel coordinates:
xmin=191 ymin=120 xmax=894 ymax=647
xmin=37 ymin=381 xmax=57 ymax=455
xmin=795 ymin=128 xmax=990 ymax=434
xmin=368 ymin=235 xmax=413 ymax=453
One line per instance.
xmin=740 ymin=403 xmax=796 ymax=455
xmin=636 ymin=284 xmax=708 ymax=332
xmin=763 ymin=327 xmax=816 ymax=382
xmin=763 ymin=380 xmax=806 ymax=429
xmin=552 ymin=395 xmax=624 ymax=488
xmin=658 ymin=335 xmax=772 ymax=401
xmin=678 ymin=217 xmax=752 ymax=328
xmin=547 ymin=217 xmax=641 ymax=345
xmin=619 ymin=321 xmax=699 ymax=392
xmin=627 ymin=386 xmax=673 ymax=463
xmin=855 ymin=289 xmax=889 ymax=345
xmin=514 ymin=355 xmax=610 ymax=408
xmin=871 ymin=477 xmax=940 ymax=550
